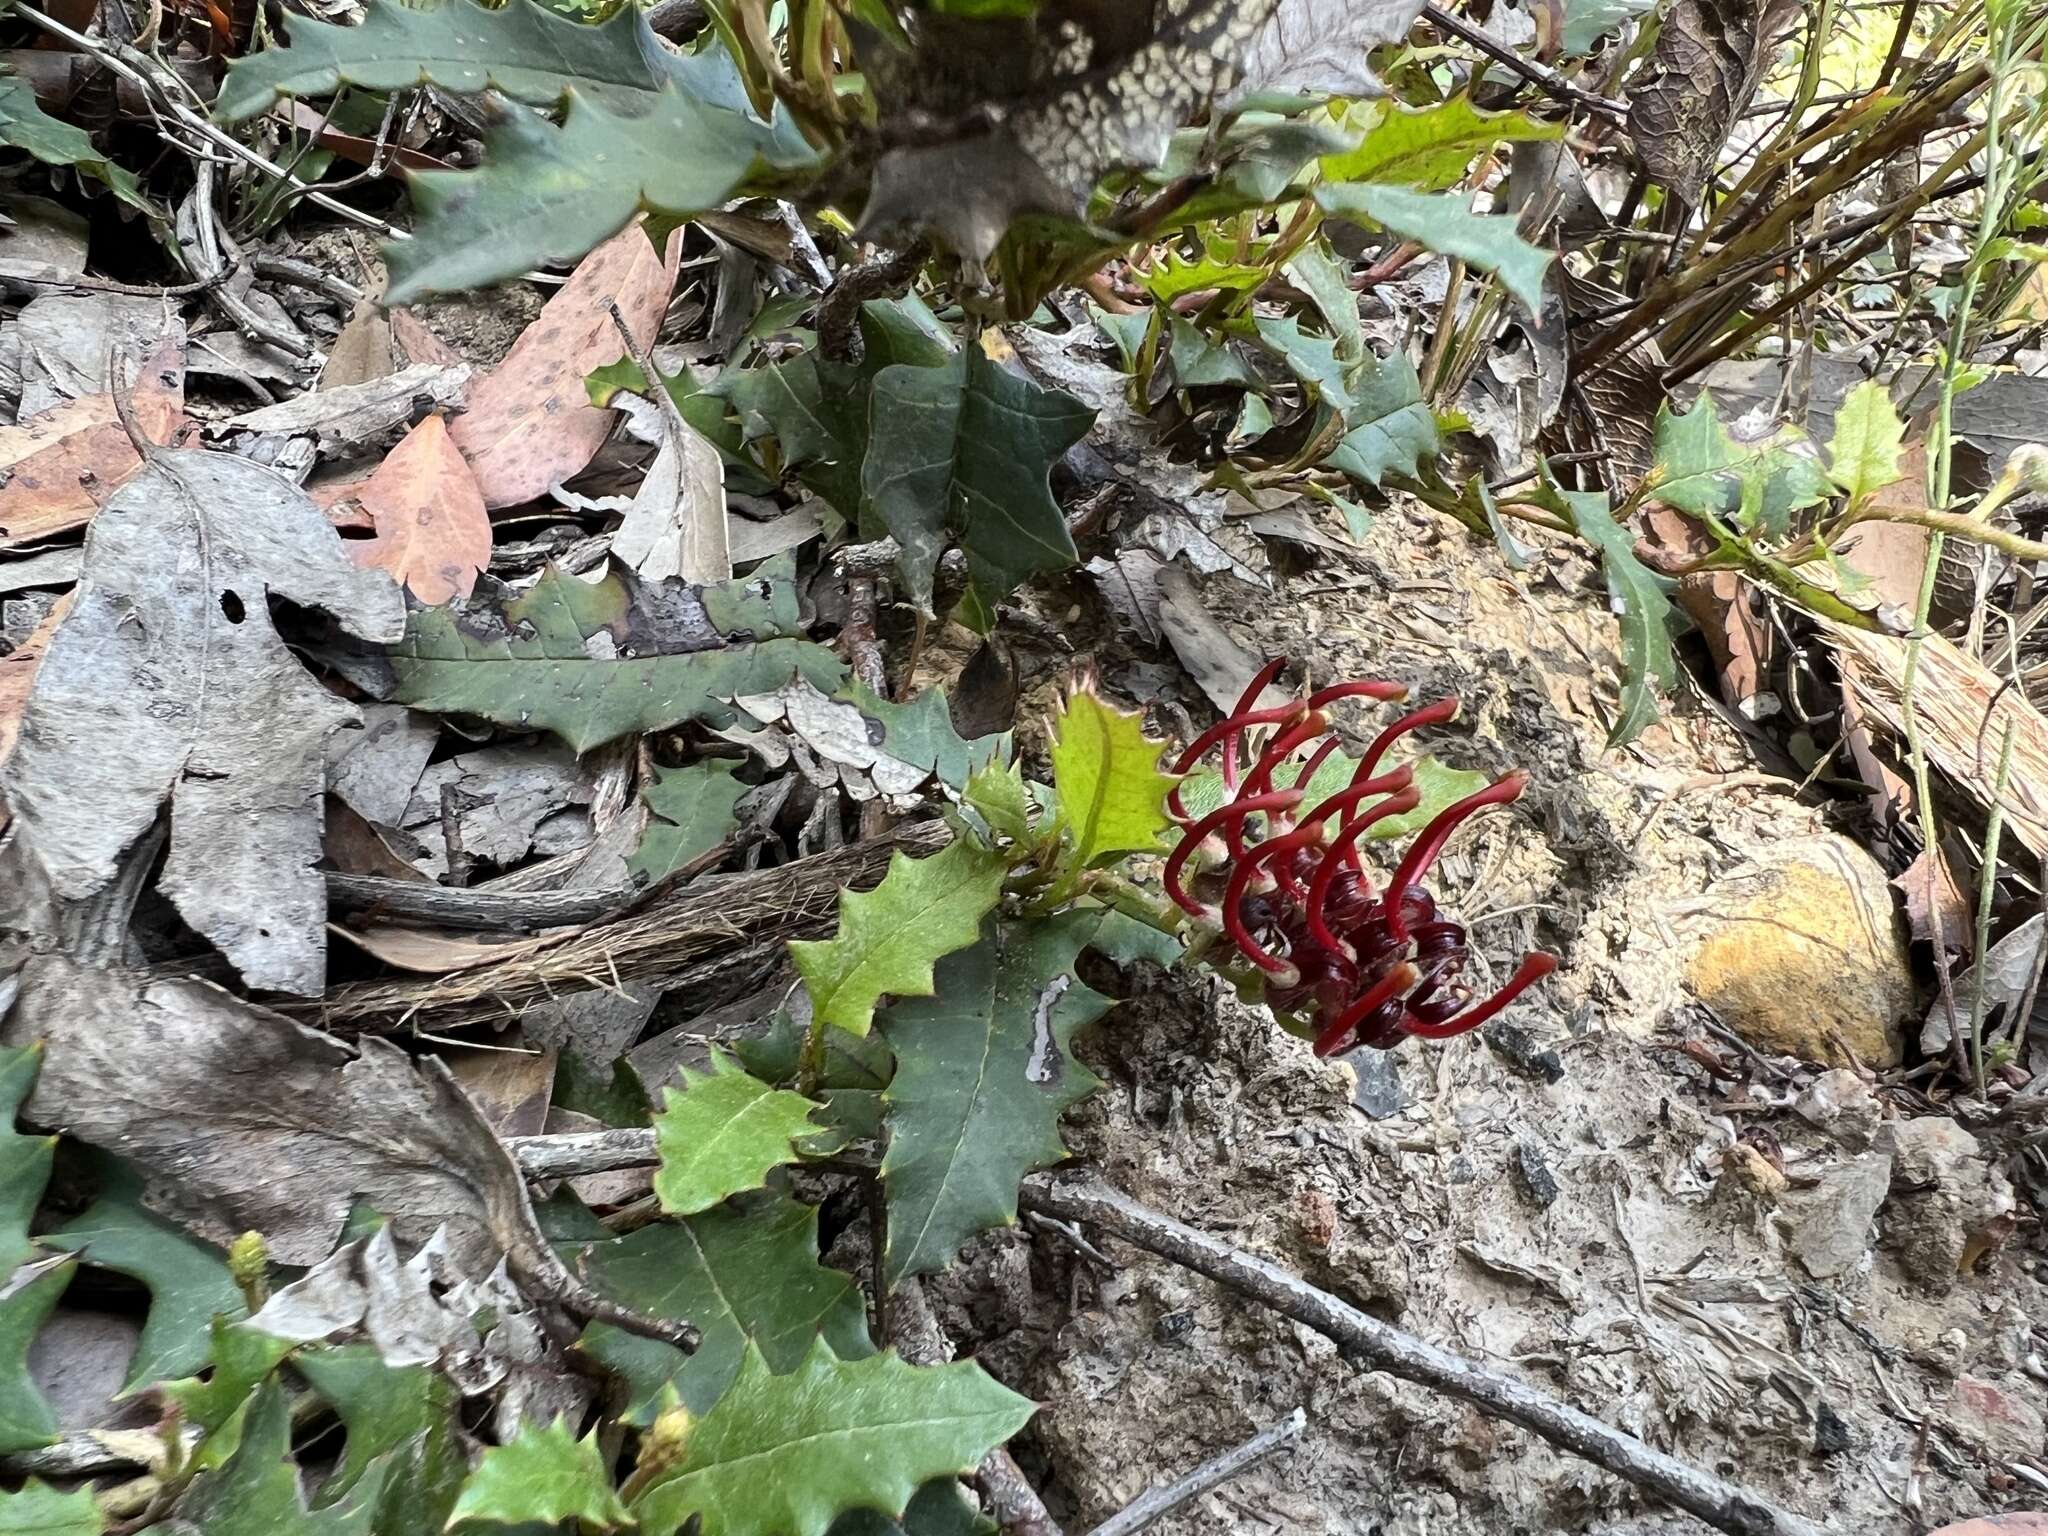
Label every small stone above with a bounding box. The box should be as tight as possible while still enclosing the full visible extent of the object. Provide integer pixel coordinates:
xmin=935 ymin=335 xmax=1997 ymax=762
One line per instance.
xmin=1153 ymin=1308 xmax=1195 ymax=1345
xmin=1340 ymin=1046 xmax=1410 ymax=1119
xmin=1881 ymin=1117 xmax=2017 ymax=1293
xmin=1484 ymin=1020 xmax=1565 ymax=1082
xmin=1777 ymin=1152 xmax=1892 ymax=1279
xmin=1949 ymin=1375 xmax=2046 ymax=1459
xmin=1513 ymin=1138 xmax=1559 ymax=1207
xmin=1813 ymin=1400 xmax=1852 ymax=1457
xmin=1719 ymin=1141 xmax=1788 ymax=1201
xmin=1685 ymin=835 xmax=1913 ymax=1067
xmin=1793 ymin=1068 xmax=1881 ymax=1148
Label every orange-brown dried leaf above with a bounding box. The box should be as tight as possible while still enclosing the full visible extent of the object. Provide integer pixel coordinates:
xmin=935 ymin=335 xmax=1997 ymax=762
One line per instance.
xmin=448 ymin=222 xmax=679 ymax=510
xmin=348 ymin=414 xmax=491 ymax=605
xmin=0 ymin=337 xmax=185 ymax=548
xmin=0 ymin=590 xmax=73 ymax=834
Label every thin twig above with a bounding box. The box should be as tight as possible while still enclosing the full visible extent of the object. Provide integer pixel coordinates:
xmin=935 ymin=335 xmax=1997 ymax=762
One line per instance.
xmin=1422 ymin=3 xmax=1628 ymax=120
xmin=817 ymin=243 xmax=929 ymax=364
xmin=325 ymin=872 xmax=645 ymax=932
xmin=1087 ymin=1408 xmax=1306 ymax=1536
xmin=1018 ymin=1171 xmax=1828 ymax=1536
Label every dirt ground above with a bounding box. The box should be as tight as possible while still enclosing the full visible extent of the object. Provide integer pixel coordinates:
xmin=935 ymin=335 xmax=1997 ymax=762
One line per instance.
xmin=922 ymin=499 xmax=2042 ymax=1535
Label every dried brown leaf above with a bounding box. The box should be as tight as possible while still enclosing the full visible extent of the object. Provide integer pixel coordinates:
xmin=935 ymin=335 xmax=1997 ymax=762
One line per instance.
xmin=347 ymin=414 xmax=492 ymax=605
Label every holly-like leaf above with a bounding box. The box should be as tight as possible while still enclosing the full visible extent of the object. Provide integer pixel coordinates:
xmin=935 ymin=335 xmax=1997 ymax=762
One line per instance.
xmin=578 ymin=1191 xmax=873 ymax=1424
xmin=1254 ymin=314 xmax=1356 ymax=412
xmin=653 ymin=1050 xmax=819 ymax=1215
xmin=630 ymin=1340 xmax=1034 ymax=1536
xmin=860 ymin=349 xmax=1093 ymax=611
xmin=448 ymin=1418 xmax=629 ymax=1532
xmin=629 ymin=761 xmax=746 ymax=885
xmin=1552 ymin=479 xmax=1677 ymax=747
xmin=219 ymin=0 xmax=692 ymax=119
xmin=44 ymin=1161 xmax=245 ymax=1391
xmin=1649 ymin=393 xmax=1830 ymax=539
xmin=962 ymin=758 xmax=1034 ymax=848
xmin=735 ymin=680 xmax=1004 ymax=799
xmin=1323 ymin=351 xmax=1438 ymax=487
xmin=0 ymin=1479 xmax=102 ymax=1536
xmin=177 ymin=1380 xmax=388 ymax=1536
xmin=1047 ymin=688 xmax=1176 ymax=876
xmin=878 ymin=915 xmax=1112 ymax=1287
xmin=161 ymin=1319 xmax=298 ymax=1439
xmin=0 ymin=1261 xmax=70 ymax=1455
xmin=294 ymin=1349 xmax=467 ymax=1536
xmin=1317 ymin=184 xmax=1552 ymax=314
xmin=0 ymin=1047 xmax=53 ymax=1275
xmin=790 ymin=838 xmax=1008 ymax=1038
xmin=1827 ymin=379 xmax=1906 ymax=504
xmin=386 ymin=560 xmax=845 ymax=754
xmin=1164 ymin=317 xmax=1261 ymax=391
xmin=0 ymin=76 xmax=147 ymax=211
xmin=1132 ymin=249 xmax=1270 ymax=303
xmin=1322 ymin=99 xmax=1561 ymax=190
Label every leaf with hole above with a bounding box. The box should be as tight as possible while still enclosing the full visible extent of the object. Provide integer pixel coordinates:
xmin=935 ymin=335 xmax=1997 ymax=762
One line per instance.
xmin=294 ymin=1349 xmax=467 ymax=1536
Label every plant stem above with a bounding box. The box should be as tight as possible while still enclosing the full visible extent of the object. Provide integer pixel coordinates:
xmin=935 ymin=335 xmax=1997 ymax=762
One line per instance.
xmin=1971 ymin=721 xmax=2017 ymax=1096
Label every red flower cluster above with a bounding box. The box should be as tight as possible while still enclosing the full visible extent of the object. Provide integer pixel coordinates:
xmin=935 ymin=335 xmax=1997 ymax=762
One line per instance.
xmin=1164 ymin=659 xmax=1556 ymax=1057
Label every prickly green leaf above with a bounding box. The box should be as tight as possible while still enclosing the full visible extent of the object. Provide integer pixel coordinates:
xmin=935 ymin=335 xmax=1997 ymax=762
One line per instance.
xmin=630 ymin=761 xmax=746 ymax=884
xmin=962 ymin=758 xmax=1034 ymax=847
xmin=1088 ymin=305 xmax=1155 ymax=374
xmin=1321 ymin=99 xmax=1562 ymax=190
xmin=1132 ymin=249 xmax=1269 ymax=302
xmin=45 ymin=1162 xmax=245 ymax=1391
xmin=162 ymin=1319 xmax=298 ymax=1439
xmin=178 ymin=1381 xmax=388 ymax=1536
xmin=0 ymin=1047 xmax=53 ymax=1274
xmin=449 ymin=1418 xmax=629 ymax=1532
xmin=790 ymin=838 xmax=1008 ymax=1038
xmin=587 ymin=356 xmax=765 ymax=487
xmin=0 ymin=78 xmax=147 ymax=211
xmin=385 ymin=60 xmax=818 ymax=300
xmin=653 ymin=1050 xmax=819 ymax=1215
xmin=878 ymin=915 xmax=1112 ymax=1287
xmin=1048 ymin=689 xmax=1176 ymax=875
xmin=0 ymin=1480 xmax=102 ymax=1535
xmin=1254 ymin=314 xmax=1355 ymax=412
xmin=388 ymin=561 xmax=845 ymax=753
xmin=724 ymin=352 xmax=872 ymax=520
xmin=1317 ymin=184 xmax=1552 ymax=315
xmin=630 ymin=1340 xmax=1034 ymax=1536
xmin=294 ymin=1349 xmax=466 ymax=1536
xmin=861 ymin=349 xmax=1094 ymax=611
xmin=1165 ymin=317 xmax=1261 ymax=390
xmin=827 ymin=683 xmax=1006 ymax=794
xmin=218 ymin=0 xmax=692 ymax=118
xmin=1283 ymin=240 xmax=1364 ymax=362
xmin=1554 ymin=479 xmax=1677 ymax=747
xmin=1649 ymin=393 xmax=1829 ymax=539
xmin=736 ymin=1008 xmax=894 ymax=1092
xmin=1323 ymin=352 xmax=1438 ymax=487
xmin=577 ymin=1192 xmax=873 ymax=1424
xmin=0 ymin=1261 xmax=68 ymax=1455
xmin=1826 ymin=380 xmax=1907 ymax=503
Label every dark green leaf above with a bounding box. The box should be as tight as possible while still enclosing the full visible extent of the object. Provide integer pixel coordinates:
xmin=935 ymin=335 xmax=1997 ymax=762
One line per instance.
xmin=630 ymin=761 xmax=746 ymax=884
xmin=1165 ymin=317 xmax=1261 ymax=390
xmin=1316 ymin=184 xmax=1552 ymax=314
xmin=1552 ymin=477 xmax=1677 ymax=746
xmin=0 ymin=1479 xmax=102 ymax=1535
xmin=177 ymin=1380 xmax=388 ymax=1536
xmin=294 ymin=1349 xmax=467 ymax=1536
xmin=0 ymin=1262 xmax=69 ymax=1455
xmin=878 ymin=914 xmax=1112 ymax=1287
xmin=448 ymin=1418 xmax=629 ymax=1531
xmin=735 ymin=1008 xmax=894 ymax=1092
xmin=829 ymin=1481 xmax=994 ymax=1536
xmin=0 ymin=1046 xmax=53 ymax=1274
xmin=577 ymin=1191 xmax=873 ymax=1424
xmin=630 ymin=1340 xmax=1033 ymax=1536
xmin=0 ymin=77 xmax=147 ymax=210
xmin=1322 ymin=352 xmax=1437 ymax=487
xmin=1649 ymin=393 xmax=1829 ymax=540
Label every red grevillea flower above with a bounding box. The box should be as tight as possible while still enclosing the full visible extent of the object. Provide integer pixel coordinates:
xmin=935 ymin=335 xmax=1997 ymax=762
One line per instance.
xmin=1167 ymin=658 xmax=1556 ymax=1057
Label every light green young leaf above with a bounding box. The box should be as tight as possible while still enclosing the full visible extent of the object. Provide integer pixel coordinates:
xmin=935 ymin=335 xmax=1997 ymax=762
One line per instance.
xmin=294 ymin=1349 xmax=466 ymax=1536
xmin=178 ymin=1380 xmax=388 ymax=1536
xmin=577 ymin=1191 xmax=873 ymax=1423
xmin=630 ymin=1340 xmax=1034 ymax=1536
xmin=630 ymin=761 xmax=747 ymax=884
xmin=44 ymin=1161 xmax=245 ymax=1391
xmin=0 ymin=1261 xmax=69 ymax=1456
xmin=1826 ymin=380 xmax=1907 ymax=503
xmin=1048 ymin=688 xmax=1175 ymax=875
xmin=388 ymin=561 xmax=845 ymax=753
xmin=1553 ymin=479 xmax=1678 ymax=747
xmin=860 ymin=350 xmax=1093 ymax=611
xmin=1321 ymin=99 xmax=1562 ymax=190
xmin=0 ymin=77 xmax=147 ymax=211
xmin=0 ymin=1479 xmax=103 ymax=1536
xmin=653 ymin=1050 xmax=820 ymax=1215
xmin=962 ymin=758 xmax=1034 ymax=847
xmin=790 ymin=838 xmax=1008 ymax=1037
xmin=1317 ymin=184 xmax=1552 ymax=314
xmin=1323 ymin=351 xmax=1438 ymax=487
xmin=0 ymin=1046 xmax=53 ymax=1274
xmin=449 ymin=1418 xmax=629 ymax=1532
xmin=878 ymin=915 xmax=1112 ymax=1288
xmin=1132 ymin=249 xmax=1269 ymax=302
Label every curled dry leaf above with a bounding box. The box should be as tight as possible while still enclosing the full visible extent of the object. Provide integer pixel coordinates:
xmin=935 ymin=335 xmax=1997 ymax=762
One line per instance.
xmin=449 ymin=222 xmax=681 ymax=509
xmin=344 ymin=414 xmax=492 ymax=605
xmin=0 ymin=448 xmax=406 ymax=996
xmin=0 ymin=335 xmax=184 ymax=549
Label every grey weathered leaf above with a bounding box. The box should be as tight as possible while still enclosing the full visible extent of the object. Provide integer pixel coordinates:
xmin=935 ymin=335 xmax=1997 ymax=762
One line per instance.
xmin=0 ymin=450 xmax=406 ymax=995
xmin=1225 ymin=0 xmax=1427 ymax=105
xmin=217 ymin=364 xmax=472 ymax=447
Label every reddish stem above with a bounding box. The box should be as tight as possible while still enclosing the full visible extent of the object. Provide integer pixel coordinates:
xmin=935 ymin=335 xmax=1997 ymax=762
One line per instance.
xmin=1223 ymin=824 xmax=1325 ymax=981
xmin=1350 ymin=698 xmax=1461 ymax=804
xmin=1303 ymin=787 xmax=1422 ymax=954
xmin=1383 ymin=772 xmax=1529 ymax=943
xmin=1162 ymin=790 xmax=1303 ymax=916
xmin=1241 ymin=711 xmax=1329 ymax=801
xmin=1166 ymin=703 xmax=1301 ymax=820
xmin=1305 ymin=679 xmax=1409 ymax=710
xmin=1404 ymin=952 xmax=1558 ymax=1039
xmin=1313 ymin=961 xmax=1420 ymax=1057
xmin=1297 ymin=766 xmax=1415 ymax=829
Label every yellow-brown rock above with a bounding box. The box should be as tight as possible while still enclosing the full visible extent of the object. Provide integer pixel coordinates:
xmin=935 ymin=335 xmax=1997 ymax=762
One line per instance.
xmin=1685 ymin=836 xmax=1911 ymax=1068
